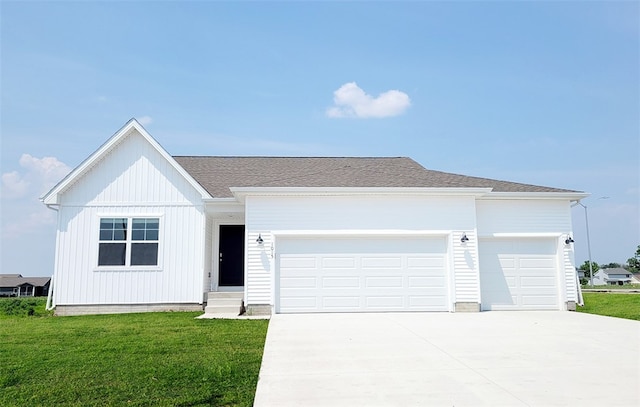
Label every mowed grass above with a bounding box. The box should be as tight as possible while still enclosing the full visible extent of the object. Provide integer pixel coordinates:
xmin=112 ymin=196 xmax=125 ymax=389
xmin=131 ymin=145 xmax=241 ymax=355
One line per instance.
xmin=577 ymin=292 xmax=640 ymax=321
xmin=0 ymin=304 xmax=269 ymax=406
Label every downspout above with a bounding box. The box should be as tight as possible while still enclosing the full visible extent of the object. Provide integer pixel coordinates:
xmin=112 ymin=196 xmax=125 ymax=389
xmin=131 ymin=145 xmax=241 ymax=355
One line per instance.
xmin=44 ymin=203 xmax=58 ymax=311
xmin=575 ymin=271 xmax=584 ymax=306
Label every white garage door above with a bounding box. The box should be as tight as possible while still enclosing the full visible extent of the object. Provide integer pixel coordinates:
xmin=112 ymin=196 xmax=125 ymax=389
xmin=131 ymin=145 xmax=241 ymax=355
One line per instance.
xmin=479 ymin=238 xmax=559 ymax=310
xmin=276 ymin=236 xmax=449 ymax=313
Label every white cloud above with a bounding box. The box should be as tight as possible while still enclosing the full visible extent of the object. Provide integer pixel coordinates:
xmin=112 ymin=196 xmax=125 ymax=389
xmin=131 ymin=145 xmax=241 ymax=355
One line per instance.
xmin=1 ymin=155 xmax=71 ymax=238
xmin=17 ymin=154 xmax=72 ymax=195
xmin=1 ymin=171 xmax=30 ymax=199
xmin=326 ymin=82 xmax=411 ymax=118
xmin=137 ymin=115 xmax=153 ymax=125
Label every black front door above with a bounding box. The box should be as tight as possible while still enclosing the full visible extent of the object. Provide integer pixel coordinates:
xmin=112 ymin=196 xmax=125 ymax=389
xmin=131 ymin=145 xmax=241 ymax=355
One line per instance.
xmin=218 ymin=225 xmax=245 ymax=286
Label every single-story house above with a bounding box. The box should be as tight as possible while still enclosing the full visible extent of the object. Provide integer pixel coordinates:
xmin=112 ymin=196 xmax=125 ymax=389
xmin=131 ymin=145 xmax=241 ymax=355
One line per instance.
xmin=41 ymin=119 xmax=587 ymax=316
xmin=0 ymin=274 xmax=51 ymax=297
xmin=591 ymin=268 xmax=634 ymax=286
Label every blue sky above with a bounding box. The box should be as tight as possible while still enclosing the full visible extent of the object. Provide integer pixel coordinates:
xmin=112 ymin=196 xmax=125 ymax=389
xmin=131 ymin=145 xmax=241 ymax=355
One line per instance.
xmin=1 ymin=1 xmax=638 ymax=276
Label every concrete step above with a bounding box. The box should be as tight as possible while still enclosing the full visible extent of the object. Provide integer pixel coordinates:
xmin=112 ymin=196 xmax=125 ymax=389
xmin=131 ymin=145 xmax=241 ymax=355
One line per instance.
xmin=206 ymin=298 xmax=242 ymax=307
xmin=205 ymin=292 xmax=244 ymax=315
xmin=207 ymin=292 xmax=243 ymax=301
xmin=204 ymin=305 xmax=243 ymax=314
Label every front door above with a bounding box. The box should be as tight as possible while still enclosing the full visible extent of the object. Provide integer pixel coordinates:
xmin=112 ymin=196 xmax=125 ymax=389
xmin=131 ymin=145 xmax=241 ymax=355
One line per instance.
xmin=219 ymin=225 xmax=245 ymax=286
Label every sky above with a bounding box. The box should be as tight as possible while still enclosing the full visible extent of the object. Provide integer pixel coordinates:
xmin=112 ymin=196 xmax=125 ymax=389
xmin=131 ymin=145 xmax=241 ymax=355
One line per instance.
xmin=1 ymin=1 xmax=638 ymax=277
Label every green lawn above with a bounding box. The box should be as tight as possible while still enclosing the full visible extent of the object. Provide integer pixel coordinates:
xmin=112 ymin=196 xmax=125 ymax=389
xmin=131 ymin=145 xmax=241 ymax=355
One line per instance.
xmin=577 ymin=292 xmax=640 ymax=321
xmin=0 ymin=299 xmax=269 ymax=407
xmin=581 ymin=283 xmax=640 ymax=290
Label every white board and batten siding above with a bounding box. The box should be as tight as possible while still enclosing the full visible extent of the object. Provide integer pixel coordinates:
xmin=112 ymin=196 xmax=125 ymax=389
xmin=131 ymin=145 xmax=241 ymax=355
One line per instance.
xmin=476 ymin=199 xmax=575 ymax=310
xmin=53 ymin=131 xmax=207 ymax=306
xmin=244 ymin=194 xmax=480 ymax=312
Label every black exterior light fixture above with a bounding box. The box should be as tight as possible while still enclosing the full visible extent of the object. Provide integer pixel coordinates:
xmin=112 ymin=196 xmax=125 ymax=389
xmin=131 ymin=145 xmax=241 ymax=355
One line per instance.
xmin=256 ymin=233 xmax=264 ymax=245
xmin=565 ymin=235 xmax=574 ymax=245
xmin=460 ymin=233 xmax=469 ymax=243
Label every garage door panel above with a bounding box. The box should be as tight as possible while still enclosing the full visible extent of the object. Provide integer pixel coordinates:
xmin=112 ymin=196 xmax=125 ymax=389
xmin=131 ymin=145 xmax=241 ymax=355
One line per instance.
xmin=408 ymin=276 xmax=445 ymax=288
xmin=361 ymin=257 xmax=402 ymax=269
xmin=277 ymin=236 xmax=449 ymax=313
xmin=322 ymin=277 xmax=360 ymax=288
xmin=281 ymin=297 xmax=317 ymax=309
xmin=522 ymin=295 xmax=557 ymax=307
xmin=280 ymin=256 xmax=317 ymax=268
xmin=519 ymin=258 xmax=555 ymax=268
xmin=323 ymin=297 xmax=360 ymax=308
xmin=322 ymin=257 xmax=356 ymax=268
xmin=280 ymin=277 xmax=318 ymax=289
xmin=409 ymin=295 xmax=448 ymax=307
xmin=407 ymin=257 xmax=445 ymax=268
xmin=498 ymin=258 xmax=516 ymax=268
xmin=480 ymin=238 xmax=558 ymax=310
xmin=520 ymin=276 xmax=556 ymax=287
xmin=366 ymin=296 xmax=403 ymax=308
xmin=365 ymin=276 xmax=403 ymax=288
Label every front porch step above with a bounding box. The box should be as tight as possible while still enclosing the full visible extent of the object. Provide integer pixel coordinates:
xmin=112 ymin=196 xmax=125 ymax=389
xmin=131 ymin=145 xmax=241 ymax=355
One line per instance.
xmin=204 ymin=292 xmax=244 ymax=315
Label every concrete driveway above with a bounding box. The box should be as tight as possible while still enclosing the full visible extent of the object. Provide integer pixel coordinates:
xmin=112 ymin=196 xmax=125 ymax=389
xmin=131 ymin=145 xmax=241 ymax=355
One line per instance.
xmin=253 ymin=312 xmax=639 ymax=406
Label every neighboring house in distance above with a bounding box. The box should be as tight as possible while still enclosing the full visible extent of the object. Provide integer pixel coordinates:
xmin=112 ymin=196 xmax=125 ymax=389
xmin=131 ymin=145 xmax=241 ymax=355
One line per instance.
xmin=592 ymin=268 xmax=634 ymax=286
xmin=0 ymin=274 xmax=51 ymax=297
xmin=41 ymin=119 xmax=588 ymax=316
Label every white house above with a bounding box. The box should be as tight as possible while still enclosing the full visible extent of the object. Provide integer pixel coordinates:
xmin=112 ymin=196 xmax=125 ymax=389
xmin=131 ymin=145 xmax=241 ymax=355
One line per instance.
xmin=591 ymin=268 xmax=634 ymax=286
xmin=42 ymin=119 xmax=587 ymax=315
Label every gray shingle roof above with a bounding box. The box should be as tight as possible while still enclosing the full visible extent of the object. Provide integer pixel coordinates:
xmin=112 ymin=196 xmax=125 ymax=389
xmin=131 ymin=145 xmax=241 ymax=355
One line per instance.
xmin=0 ymin=275 xmax=51 ymax=288
xmin=173 ymin=156 xmax=578 ymax=198
xmin=602 ymin=268 xmax=632 ymax=275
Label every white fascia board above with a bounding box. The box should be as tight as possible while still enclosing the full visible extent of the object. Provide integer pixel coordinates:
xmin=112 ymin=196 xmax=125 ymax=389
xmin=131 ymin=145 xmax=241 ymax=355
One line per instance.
xmin=204 ymin=198 xmax=244 ymax=213
xmin=270 ymin=229 xmax=452 ymax=237
xmin=41 ymin=119 xmax=212 ymax=205
xmin=230 ymin=187 xmax=493 ymax=202
xmin=480 ymin=192 xmax=589 ymax=201
xmin=479 ymin=232 xmax=565 ymax=238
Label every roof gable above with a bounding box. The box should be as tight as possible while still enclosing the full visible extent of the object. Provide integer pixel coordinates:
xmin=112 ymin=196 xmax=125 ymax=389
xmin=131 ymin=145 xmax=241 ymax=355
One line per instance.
xmin=42 ymin=119 xmax=211 ymax=205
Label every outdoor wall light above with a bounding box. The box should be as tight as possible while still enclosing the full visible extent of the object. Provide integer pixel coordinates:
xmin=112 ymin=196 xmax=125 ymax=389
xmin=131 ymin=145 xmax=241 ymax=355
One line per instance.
xmin=460 ymin=233 xmax=469 ymax=243
xmin=565 ymin=236 xmax=574 ymax=245
xmin=256 ymin=234 xmax=264 ymax=245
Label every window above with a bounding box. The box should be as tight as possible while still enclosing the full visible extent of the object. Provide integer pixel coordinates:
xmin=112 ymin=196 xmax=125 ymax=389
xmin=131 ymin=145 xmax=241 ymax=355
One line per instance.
xmin=98 ymin=217 xmax=159 ymax=267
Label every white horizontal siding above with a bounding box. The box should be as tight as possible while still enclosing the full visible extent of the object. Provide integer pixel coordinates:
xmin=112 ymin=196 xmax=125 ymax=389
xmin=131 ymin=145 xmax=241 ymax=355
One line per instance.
xmin=60 ymin=131 xmax=203 ymax=206
xmin=246 ymin=231 xmax=273 ymax=304
xmin=562 ymin=245 xmax=577 ymax=303
xmin=452 ymin=230 xmax=479 ymax=303
xmin=54 ymin=204 xmax=205 ymax=305
xmin=245 ymin=194 xmax=478 ymax=307
xmin=247 ymin=195 xmax=477 ymax=231
xmin=476 ymin=200 xmax=572 ymax=236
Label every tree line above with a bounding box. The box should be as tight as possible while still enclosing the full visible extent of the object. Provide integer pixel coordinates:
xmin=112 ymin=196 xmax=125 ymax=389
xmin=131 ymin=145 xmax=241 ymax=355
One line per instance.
xmin=578 ymin=244 xmax=640 ymax=278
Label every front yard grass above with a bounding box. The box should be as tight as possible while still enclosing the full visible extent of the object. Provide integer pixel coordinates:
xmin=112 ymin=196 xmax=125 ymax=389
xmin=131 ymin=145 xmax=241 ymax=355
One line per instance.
xmin=577 ymin=292 xmax=640 ymax=321
xmin=0 ymin=306 xmax=268 ymax=406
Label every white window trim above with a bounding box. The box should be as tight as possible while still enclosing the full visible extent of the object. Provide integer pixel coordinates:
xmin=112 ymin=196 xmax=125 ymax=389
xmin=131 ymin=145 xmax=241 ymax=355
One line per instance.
xmin=94 ymin=213 xmax=164 ymax=272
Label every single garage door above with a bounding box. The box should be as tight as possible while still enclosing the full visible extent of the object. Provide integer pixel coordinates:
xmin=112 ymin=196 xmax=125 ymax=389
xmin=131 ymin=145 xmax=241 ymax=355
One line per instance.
xmin=479 ymin=238 xmax=559 ymax=310
xmin=276 ymin=236 xmax=449 ymax=313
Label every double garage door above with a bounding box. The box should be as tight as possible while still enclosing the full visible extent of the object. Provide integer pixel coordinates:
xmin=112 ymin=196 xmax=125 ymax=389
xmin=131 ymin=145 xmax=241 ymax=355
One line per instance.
xmin=479 ymin=238 xmax=559 ymax=310
xmin=276 ymin=236 xmax=448 ymax=313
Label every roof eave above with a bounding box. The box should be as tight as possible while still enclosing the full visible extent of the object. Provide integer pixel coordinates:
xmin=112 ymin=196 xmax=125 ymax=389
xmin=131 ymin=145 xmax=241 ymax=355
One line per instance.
xmin=230 ymin=186 xmax=493 ymax=202
xmin=480 ymin=191 xmax=590 ymax=201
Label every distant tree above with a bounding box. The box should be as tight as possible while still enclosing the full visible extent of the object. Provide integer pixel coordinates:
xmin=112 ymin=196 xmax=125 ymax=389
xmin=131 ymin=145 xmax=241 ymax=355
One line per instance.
xmin=579 ymin=261 xmax=599 ymax=278
xmin=601 ymin=262 xmax=621 ymax=269
xmin=627 ymin=245 xmax=640 ymax=273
